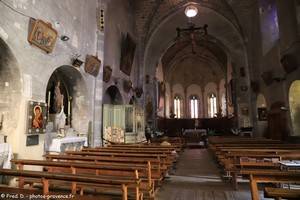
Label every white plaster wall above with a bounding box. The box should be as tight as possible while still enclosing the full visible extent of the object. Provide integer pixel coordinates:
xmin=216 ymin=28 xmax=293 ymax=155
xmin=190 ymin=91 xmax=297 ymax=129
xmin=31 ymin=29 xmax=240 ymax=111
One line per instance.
xmin=165 ymin=82 xmax=170 ymax=118
xmin=219 ymin=79 xmax=226 ymax=116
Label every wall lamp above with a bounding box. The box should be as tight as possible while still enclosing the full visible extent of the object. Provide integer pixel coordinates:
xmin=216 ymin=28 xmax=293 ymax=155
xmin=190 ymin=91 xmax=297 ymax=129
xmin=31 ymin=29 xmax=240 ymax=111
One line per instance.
xmin=60 ymin=35 xmax=70 ymax=41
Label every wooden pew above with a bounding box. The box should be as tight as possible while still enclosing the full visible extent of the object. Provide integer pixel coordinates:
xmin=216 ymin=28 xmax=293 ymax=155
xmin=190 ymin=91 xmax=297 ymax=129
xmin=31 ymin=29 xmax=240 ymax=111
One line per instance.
xmin=106 ymin=145 xmax=182 ymax=152
xmin=224 ymin=152 xmax=300 ymax=190
xmin=240 ymin=170 xmax=300 ymax=200
xmin=11 ymin=159 xmax=154 ymax=198
xmin=83 ymin=147 xmax=175 ymax=154
xmin=63 ymin=151 xmax=174 ymax=167
xmin=208 ymin=137 xmax=300 ymax=191
xmin=0 ymin=186 xmax=112 ymax=200
xmin=44 ymin=154 xmax=166 ymax=183
xmin=264 ymin=187 xmax=300 ymax=199
xmin=0 ymin=169 xmax=140 ymax=200
xmin=80 ymin=148 xmax=178 ymax=163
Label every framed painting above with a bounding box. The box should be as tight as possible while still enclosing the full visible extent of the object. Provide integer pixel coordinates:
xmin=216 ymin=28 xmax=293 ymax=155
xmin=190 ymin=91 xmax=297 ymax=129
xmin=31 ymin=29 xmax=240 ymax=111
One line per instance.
xmin=123 ymin=79 xmax=132 ymax=93
xmin=27 ymin=101 xmax=47 ymax=134
xmin=85 ymin=55 xmax=101 ymax=77
xmin=120 ymin=33 xmax=136 ymax=76
xmin=28 ymin=19 xmax=58 ymax=53
xmin=103 ymin=65 xmax=112 ymax=83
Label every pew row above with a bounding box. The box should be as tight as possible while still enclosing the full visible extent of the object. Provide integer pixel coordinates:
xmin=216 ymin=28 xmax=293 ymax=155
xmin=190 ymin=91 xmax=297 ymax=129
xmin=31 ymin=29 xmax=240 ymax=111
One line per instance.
xmin=0 ymin=169 xmax=140 ymax=200
xmin=11 ymin=159 xmax=155 ymax=199
xmin=240 ymin=170 xmax=300 ymax=200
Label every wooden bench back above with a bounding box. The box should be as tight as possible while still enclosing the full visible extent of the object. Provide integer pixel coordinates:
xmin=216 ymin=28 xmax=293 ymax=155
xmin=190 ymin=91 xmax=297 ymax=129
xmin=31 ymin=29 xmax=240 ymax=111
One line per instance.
xmin=0 ymin=168 xmax=138 ymax=200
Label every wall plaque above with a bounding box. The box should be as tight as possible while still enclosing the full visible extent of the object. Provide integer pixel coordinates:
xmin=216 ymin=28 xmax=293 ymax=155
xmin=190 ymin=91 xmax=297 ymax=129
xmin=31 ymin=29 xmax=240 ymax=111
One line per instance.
xmin=85 ymin=55 xmax=101 ymax=77
xmin=28 ymin=18 xmax=58 ymax=53
xmin=103 ymin=65 xmax=112 ymax=83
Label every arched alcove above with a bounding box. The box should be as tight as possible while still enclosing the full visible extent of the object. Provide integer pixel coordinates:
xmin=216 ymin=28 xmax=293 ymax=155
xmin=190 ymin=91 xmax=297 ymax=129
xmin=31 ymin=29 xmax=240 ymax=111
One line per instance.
xmin=0 ymin=38 xmax=22 ymax=140
xmin=46 ymin=66 xmax=89 ymax=133
xmin=289 ymin=80 xmax=300 ymax=136
xmin=257 ymin=93 xmax=267 ymax=108
xmin=256 ymin=93 xmax=268 ymax=137
xmin=103 ymin=85 xmax=123 ymax=105
xmin=256 ymin=93 xmax=267 ymax=121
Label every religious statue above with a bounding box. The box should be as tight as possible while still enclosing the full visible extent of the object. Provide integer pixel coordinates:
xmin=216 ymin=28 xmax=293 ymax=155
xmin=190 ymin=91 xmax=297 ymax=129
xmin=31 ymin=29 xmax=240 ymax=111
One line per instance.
xmin=54 ymin=81 xmax=64 ymax=113
xmin=55 ymin=106 xmax=66 ymax=138
xmin=54 ymin=81 xmax=66 ymax=137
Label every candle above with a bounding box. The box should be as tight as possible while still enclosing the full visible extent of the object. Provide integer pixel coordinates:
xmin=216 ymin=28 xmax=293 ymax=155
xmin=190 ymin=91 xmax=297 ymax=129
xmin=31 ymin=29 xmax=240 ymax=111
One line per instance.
xmin=68 ymin=99 xmax=71 ymax=116
xmin=47 ymin=91 xmax=51 ymax=108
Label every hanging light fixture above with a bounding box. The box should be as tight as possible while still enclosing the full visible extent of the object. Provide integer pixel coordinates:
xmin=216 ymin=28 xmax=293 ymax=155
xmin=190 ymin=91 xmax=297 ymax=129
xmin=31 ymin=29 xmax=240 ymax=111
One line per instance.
xmin=185 ymin=5 xmax=198 ymax=18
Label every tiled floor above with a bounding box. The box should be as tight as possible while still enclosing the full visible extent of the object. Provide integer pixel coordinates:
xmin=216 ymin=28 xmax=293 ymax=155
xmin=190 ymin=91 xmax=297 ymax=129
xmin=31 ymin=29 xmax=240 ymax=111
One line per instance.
xmin=156 ymin=149 xmax=270 ymax=200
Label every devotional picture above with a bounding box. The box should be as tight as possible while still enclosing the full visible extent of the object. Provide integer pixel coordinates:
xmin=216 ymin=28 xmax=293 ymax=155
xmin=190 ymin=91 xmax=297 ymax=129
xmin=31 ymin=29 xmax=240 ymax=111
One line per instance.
xmin=28 ymin=101 xmax=47 ymax=134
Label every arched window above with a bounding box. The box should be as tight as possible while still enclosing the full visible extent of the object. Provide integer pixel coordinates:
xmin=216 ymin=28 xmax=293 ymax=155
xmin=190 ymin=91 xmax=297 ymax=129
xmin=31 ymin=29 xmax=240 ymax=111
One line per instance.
xmin=174 ymin=96 xmax=181 ymax=118
xmin=208 ymin=93 xmax=217 ymax=118
xmin=190 ymin=95 xmax=198 ymax=118
xmin=289 ymin=80 xmax=300 ymax=136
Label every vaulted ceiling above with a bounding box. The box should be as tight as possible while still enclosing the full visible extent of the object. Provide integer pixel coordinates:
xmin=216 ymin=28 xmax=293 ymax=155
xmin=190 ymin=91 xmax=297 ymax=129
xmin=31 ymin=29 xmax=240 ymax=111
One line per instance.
xmin=130 ymin=0 xmax=258 ymax=88
xmin=131 ymin=0 xmax=257 ymax=45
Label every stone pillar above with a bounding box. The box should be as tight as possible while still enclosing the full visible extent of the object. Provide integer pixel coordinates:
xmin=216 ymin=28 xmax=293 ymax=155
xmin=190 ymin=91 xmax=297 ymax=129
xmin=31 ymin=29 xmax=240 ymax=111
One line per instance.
xmin=92 ymin=0 xmax=106 ymax=147
xmin=202 ymin=89 xmax=205 ymax=118
xmin=276 ymin=0 xmax=298 ymax=51
xmin=184 ymin=87 xmax=187 ymax=118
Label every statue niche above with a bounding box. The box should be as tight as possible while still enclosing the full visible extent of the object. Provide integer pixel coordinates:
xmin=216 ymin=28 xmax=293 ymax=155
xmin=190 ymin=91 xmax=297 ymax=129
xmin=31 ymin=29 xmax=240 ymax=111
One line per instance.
xmin=46 ymin=74 xmax=70 ymax=138
xmin=54 ymin=81 xmax=67 ymax=137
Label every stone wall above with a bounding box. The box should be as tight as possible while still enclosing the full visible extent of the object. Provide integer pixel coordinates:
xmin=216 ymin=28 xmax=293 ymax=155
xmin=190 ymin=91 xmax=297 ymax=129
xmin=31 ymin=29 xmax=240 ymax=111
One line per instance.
xmin=0 ymin=0 xmax=106 ymax=159
xmin=102 ymin=0 xmax=138 ymax=105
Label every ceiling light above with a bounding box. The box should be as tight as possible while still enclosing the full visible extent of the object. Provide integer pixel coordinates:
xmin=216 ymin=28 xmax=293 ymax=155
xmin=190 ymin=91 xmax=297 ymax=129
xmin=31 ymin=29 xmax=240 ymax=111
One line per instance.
xmin=185 ymin=5 xmax=198 ymax=18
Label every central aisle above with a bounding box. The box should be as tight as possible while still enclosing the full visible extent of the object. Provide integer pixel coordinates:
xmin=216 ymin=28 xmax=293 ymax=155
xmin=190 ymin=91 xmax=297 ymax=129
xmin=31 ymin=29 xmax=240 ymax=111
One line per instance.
xmin=156 ymin=149 xmax=266 ymax=200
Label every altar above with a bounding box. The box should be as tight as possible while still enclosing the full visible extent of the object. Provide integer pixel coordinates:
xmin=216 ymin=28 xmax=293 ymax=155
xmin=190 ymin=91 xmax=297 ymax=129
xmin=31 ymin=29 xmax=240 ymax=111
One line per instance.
xmin=183 ymin=129 xmax=207 ymax=143
xmin=46 ymin=136 xmax=87 ymax=153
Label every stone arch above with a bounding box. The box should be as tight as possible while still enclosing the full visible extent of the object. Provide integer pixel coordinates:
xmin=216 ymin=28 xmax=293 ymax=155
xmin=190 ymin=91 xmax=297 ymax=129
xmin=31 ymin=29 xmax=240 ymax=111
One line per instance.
xmin=257 ymin=93 xmax=267 ymax=108
xmin=289 ymin=80 xmax=300 ymax=136
xmin=103 ymin=85 xmax=123 ymax=105
xmin=46 ymin=65 xmax=89 ymax=133
xmin=0 ymin=37 xmax=22 ymax=142
xmin=256 ymin=93 xmax=268 ymax=137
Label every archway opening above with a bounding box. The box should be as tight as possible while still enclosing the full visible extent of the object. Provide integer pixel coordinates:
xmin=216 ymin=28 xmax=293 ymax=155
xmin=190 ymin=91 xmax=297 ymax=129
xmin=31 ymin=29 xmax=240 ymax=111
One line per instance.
xmin=289 ymin=80 xmax=300 ymax=136
xmin=0 ymin=38 xmax=22 ymax=142
xmin=256 ymin=93 xmax=267 ymax=121
xmin=103 ymin=85 xmax=123 ymax=105
xmin=46 ymin=66 xmax=89 ymax=133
